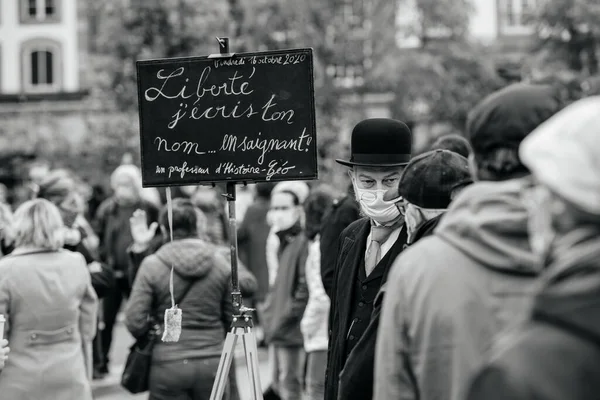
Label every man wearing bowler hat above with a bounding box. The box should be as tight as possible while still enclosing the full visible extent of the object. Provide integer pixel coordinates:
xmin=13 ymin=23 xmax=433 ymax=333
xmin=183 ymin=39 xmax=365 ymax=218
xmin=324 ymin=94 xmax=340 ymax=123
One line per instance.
xmin=324 ymin=118 xmax=413 ymax=400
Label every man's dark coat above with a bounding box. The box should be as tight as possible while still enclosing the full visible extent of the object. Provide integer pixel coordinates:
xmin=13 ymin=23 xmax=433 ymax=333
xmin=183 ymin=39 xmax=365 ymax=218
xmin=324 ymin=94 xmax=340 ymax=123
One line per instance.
xmin=325 ymin=217 xmax=408 ymax=400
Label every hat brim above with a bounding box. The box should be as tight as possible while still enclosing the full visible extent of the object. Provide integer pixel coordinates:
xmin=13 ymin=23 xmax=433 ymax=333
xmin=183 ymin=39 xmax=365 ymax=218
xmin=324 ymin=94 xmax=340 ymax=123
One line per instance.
xmin=335 ymin=159 xmax=410 ymax=168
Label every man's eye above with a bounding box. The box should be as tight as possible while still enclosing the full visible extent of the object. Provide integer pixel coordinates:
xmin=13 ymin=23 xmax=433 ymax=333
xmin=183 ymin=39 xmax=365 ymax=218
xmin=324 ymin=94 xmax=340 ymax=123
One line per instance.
xmin=383 ymin=179 xmax=397 ymax=186
xmin=361 ymin=180 xmax=375 ymax=188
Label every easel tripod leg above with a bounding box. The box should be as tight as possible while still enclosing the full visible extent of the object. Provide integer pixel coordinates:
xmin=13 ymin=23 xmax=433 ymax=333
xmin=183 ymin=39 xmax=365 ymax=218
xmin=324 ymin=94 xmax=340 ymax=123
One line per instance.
xmin=210 ymin=331 xmax=239 ymax=400
xmin=242 ymin=329 xmax=264 ymax=400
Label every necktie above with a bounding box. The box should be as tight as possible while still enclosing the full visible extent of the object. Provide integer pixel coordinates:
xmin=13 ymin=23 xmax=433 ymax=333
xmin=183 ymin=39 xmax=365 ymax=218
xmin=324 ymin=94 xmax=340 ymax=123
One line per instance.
xmin=365 ymin=225 xmax=397 ymax=276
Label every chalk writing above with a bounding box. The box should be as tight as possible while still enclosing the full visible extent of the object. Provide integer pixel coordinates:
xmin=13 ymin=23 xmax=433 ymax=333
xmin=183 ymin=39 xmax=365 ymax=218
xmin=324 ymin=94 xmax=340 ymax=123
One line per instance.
xmin=136 ymin=48 xmax=317 ymax=186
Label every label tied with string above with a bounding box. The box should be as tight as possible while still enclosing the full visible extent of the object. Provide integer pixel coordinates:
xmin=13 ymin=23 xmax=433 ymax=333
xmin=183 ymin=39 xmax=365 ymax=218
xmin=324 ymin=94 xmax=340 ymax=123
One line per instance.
xmin=162 ymin=187 xmax=183 ymax=342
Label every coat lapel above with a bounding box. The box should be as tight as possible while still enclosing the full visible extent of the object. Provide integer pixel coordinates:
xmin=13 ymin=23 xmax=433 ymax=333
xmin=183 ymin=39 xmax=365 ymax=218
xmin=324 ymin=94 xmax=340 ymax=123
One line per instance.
xmin=336 ymin=219 xmax=370 ymax=340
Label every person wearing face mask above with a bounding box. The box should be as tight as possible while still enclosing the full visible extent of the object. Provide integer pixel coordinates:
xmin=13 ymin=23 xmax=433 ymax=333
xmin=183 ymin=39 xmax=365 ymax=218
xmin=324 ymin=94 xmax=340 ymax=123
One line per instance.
xmin=323 ymin=118 xmax=413 ymax=400
xmin=261 ymin=187 xmax=309 ymax=400
xmin=467 ymin=96 xmax=600 ymax=400
xmin=373 ymin=83 xmax=564 ymax=400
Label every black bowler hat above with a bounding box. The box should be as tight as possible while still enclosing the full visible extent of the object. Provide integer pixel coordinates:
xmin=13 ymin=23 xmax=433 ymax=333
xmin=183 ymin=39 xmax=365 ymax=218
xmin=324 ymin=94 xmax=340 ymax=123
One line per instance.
xmin=336 ymin=118 xmax=413 ymax=167
xmin=384 ymin=149 xmax=473 ymax=208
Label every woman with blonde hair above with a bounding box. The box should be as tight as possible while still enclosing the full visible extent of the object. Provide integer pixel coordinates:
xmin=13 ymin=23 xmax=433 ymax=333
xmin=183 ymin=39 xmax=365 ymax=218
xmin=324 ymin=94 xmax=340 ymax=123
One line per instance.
xmin=0 ymin=199 xmax=97 ymax=399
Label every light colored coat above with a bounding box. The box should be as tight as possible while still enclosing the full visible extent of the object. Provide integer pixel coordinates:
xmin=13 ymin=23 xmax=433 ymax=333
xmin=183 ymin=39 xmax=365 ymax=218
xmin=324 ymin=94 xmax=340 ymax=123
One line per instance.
xmin=0 ymin=248 xmax=98 ymax=400
xmin=301 ymin=237 xmax=330 ymax=352
xmin=375 ymin=179 xmax=542 ymax=400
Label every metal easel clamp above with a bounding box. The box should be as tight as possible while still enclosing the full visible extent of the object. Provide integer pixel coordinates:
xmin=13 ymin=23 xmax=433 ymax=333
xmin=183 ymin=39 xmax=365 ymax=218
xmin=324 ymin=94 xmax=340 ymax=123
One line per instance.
xmin=208 ymin=37 xmax=236 ymax=59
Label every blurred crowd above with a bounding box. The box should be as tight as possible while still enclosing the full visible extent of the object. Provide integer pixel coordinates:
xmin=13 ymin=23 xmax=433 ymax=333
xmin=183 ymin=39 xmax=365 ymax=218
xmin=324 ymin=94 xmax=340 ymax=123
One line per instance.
xmin=0 ymin=82 xmax=599 ymax=400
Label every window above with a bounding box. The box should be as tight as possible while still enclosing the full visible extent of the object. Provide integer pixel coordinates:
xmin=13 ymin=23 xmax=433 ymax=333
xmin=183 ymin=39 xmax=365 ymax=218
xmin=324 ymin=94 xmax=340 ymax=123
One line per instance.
xmin=22 ymin=40 xmax=61 ymax=93
xmin=21 ymin=0 xmax=60 ymax=23
xmin=501 ymin=0 xmax=536 ymax=28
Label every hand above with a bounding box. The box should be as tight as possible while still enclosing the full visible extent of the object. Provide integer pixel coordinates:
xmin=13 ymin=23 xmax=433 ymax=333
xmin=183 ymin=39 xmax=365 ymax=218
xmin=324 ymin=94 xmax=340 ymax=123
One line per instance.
xmin=0 ymin=339 xmax=10 ymax=369
xmin=130 ymin=209 xmax=158 ymax=246
xmin=63 ymin=228 xmax=82 ymax=246
xmin=88 ymin=261 xmax=103 ymax=274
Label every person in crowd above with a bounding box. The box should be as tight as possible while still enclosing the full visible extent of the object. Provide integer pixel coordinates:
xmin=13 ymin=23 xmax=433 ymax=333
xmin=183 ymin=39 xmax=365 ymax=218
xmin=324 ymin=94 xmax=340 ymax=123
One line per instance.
xmin=319 ymin=182 xmax=360 ymax=299
xmin=374 ymin=83 xmax=564 ymax=400
xmin=301 ymin=185 xmax=336 ymax=400
xmin=0 ymin=199 xmax=97 ymax=399
xmin=429 ymin=133 xmax=472 ymax=158
xmin=87 ymin=184 xmax=108 ymax=224
xmin=339 ymin=149 xmax=471 ymax=400
xmin=262 ymin=184 xmax=309 ymax=400
xmin=238 ymin=182 xmax=276 ymax=345
xmin=191 ymin=187 xmax=229 ymax=246
xmin=0 ymin=203 xmax=14 ymax=257
xmin=387 ymin=149 xmax=472 ymax=246
xmin=324 ymin=118 xmax=413 ymax=400
xmin=125 ymin=198 xmax=257 ymax=400
xmin=467 ymin=96 xmax=600 ymax=400
xmin=94 ymin=164 xmax=159 ymax=375
xmin=37 ymin=169 xmax=115 ymax=379
xmin=0 ymin=340 xmax=9 ymax=371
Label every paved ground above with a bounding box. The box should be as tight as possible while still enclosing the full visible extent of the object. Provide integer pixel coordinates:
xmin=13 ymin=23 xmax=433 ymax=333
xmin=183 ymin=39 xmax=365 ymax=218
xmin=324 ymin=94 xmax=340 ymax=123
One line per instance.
xmin=92 ymin=319 xmax=270 ymax=400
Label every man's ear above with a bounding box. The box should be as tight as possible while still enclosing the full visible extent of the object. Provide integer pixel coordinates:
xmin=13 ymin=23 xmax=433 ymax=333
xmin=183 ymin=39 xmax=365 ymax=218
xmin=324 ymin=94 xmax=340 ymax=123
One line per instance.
xmin=468 ymin=154 xmax=479 ymax=182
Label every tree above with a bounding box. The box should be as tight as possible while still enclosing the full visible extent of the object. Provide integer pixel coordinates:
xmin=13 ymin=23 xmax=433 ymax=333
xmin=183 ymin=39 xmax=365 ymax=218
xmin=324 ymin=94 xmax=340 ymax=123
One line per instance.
xmin=529 ymin=0 xmax=600 ymax=75
xmin=92 ymin=0 xmax=230 ymax=111
xmin=368 ymin=0 xmax=502 ymax=128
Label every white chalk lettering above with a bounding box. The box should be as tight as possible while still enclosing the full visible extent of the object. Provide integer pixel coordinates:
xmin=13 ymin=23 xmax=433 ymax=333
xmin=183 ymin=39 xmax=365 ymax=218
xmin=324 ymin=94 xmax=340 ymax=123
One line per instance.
xmin=155 ymin=137 xmax=206 ymax=155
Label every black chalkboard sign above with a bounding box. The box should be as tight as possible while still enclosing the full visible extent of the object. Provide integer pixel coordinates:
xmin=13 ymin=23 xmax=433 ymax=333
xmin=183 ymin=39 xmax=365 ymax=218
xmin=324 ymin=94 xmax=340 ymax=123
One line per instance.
xmin=136 ymin=48 xmax=317 ymax=187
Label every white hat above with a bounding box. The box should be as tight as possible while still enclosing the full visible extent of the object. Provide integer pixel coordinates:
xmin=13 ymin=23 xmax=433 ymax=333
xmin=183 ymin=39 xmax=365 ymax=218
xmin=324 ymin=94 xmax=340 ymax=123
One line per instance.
xmin=272 ymin=181 xmax=310 ymax=204
xmin=520 ymin=96 xmax=600 ymax=215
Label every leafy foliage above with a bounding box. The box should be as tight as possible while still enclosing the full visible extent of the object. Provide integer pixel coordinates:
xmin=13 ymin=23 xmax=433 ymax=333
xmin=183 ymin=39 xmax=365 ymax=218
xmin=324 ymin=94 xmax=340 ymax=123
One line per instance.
xmin=528 ymin=0 xmax=600 ymax=74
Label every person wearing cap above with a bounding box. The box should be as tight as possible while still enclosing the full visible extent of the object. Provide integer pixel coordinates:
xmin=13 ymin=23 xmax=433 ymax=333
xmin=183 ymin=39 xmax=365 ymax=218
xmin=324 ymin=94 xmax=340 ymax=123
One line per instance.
xmin=324 ymin=118 xmax=413 ymax=400
xmin=467 ymin=96 xmax=600 ymax=400
xmin=374 ymin=83 xmax=564 ymax=400
xmin=429 ymin=134 xmax=472 ymax=159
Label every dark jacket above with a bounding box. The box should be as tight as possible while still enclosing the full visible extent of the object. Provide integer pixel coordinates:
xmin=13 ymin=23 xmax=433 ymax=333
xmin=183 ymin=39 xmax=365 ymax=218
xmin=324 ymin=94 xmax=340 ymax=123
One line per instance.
xmin=94 ymin=197 xmax=158 ymax=277
xmin=336 ymin=216 xmax=437 ymax=400
xmin=325 ymin=217 xmax=408 ymax=400
xmin=238 ymin=198 xmax=271 ymax=303
xmin=64 ymin=226 xmax=114 ymax=299
xmin=125 ymin=238 xmax=257 ymax=363
xmin=262 ymin=225 xmax=309 ymax=347
xmin=320 ymin=195 xmax=360 ymax=299
xmin=467 ymin=227 xmax=600 ymax=400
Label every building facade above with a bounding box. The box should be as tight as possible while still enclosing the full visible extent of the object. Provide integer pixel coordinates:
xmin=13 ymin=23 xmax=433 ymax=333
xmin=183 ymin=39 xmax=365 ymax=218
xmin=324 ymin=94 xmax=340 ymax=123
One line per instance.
xmin=0 ymin=0 xmax=87 ymax=98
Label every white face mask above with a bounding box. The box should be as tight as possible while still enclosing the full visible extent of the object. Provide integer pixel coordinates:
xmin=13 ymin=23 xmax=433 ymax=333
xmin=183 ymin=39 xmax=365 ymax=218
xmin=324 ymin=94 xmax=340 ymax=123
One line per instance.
xmin=354 ymin=186 xmax=403 ymax=225
xmin=404 ymin=203 xmax=446 ymax=243
xmin=267 ymin=209 xmax=298 ymax=232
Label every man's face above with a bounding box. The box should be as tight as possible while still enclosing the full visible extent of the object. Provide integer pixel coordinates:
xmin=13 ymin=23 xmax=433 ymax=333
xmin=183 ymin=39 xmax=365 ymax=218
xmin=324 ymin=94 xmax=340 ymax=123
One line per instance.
xmin=269 ymin=192 xmax=300 ymax=231
xmin=113 ymin=175 xmax=138 ymax=204
xmin=350 ymin=166 xmax=405 ymax=192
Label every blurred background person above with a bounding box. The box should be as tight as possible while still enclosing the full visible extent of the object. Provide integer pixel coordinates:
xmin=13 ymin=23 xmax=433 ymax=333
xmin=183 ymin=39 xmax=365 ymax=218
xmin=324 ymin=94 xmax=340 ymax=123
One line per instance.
xmin=125 ymin=198 xmax=257 ymax=400
xmin=468 ymin=96 xmax=600 ymax=400
xmin=191 ymin=186 xmax=229 ymax=246
xmin=94 ymin=164 xmax=159 ymax=375
xmin=301 ymin=185 xmax=336 ymax=400
xmin=262 ymin=183 xmax=310 ymax=400
xmin=0 ymin=199 xmax=97 ymax=399
xmin=37 ymin=169 xmax=115 ymax=379
xmin=238 ymin=182 xmax=276 ymax=346
xmin=429 ymin=134 xmax=472 ymax=159
xmin=0 ymin=203 xmax=14 ymax=257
